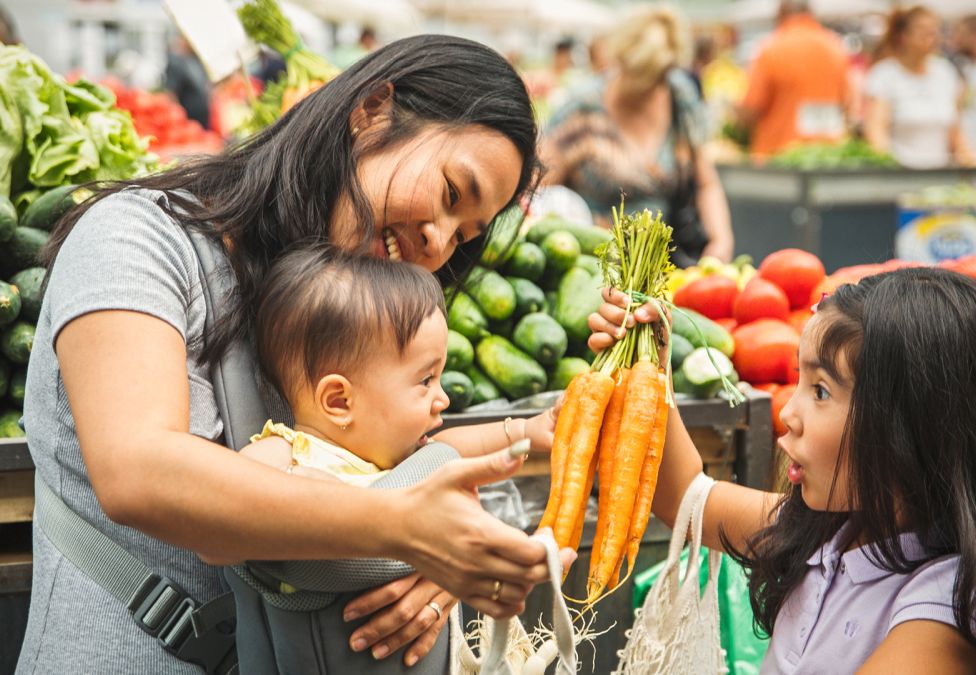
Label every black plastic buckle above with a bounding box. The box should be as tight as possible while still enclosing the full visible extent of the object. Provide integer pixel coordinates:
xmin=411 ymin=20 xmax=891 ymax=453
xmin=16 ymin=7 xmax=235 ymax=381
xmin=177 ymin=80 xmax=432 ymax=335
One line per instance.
xmin=129 ymin=575 xmax=236 ymax=674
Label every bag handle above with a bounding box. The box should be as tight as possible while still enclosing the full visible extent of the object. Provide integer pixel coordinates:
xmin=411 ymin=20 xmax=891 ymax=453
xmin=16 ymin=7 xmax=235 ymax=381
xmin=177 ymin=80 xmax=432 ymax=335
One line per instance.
xmin=661 ymin=473 xmax=716 ymax=580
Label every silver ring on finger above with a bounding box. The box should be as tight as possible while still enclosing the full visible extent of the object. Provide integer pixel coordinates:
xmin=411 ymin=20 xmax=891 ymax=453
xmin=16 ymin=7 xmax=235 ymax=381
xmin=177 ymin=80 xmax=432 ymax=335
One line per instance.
xmin=491 ymin=579 xmax=502 ymax=602
xmin=426 ymin=601 xmax=442 ymax=621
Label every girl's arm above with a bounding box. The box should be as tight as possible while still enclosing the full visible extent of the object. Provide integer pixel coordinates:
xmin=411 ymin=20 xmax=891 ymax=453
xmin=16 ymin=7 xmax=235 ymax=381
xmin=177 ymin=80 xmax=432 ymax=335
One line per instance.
xmin=693 ymin=146 xmax=735 ymax=263
xmin=58 ymin=310 xmax=554 ymax=616
xmin=863 ymin=97 xmax=892 ymax=155
xmin=434 ymin=410 xmax=555 ymax=458
xmin=857 ymin=621 xmax=976 ymax=674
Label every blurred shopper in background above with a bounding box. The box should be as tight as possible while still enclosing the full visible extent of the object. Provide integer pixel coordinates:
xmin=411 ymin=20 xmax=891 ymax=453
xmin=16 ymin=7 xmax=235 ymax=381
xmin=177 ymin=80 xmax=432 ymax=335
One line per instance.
xmin=864 ymin=6 xmax=973 ymax=168
xmin=951 ymin=15 xmax=976 ymax=152
xmin=0 ymin=2 xmax=18 ymax=44
xmin=738 ymin=0 xmax=849 ymax=159
xmin=541 ymin=5 xmax=734 ymax=266
xmin=163 ymin=35 xmax=211 ymax=129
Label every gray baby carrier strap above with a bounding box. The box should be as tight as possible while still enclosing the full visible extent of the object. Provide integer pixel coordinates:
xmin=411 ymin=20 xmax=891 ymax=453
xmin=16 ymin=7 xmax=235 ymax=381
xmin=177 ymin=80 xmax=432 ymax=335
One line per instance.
xmin=188 ymin=231 xmax=459 ymax=674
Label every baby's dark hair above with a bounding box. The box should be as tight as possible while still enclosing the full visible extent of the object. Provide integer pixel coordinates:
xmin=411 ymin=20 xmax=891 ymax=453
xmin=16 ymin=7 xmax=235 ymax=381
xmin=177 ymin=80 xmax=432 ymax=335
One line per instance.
xmin=726 ymin=267 xmax=976 ymax=645
xmin=255 ymin=245 xmax=447 ymax=401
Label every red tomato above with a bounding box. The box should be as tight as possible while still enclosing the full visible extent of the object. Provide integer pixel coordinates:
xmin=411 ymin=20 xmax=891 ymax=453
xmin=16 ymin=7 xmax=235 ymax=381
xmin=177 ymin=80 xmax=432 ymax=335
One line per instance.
xmin=733 ymin=277 xmax=790 ymax=325
xmin=759 ymin=248 xmax=826 ymax=310
xmin=771 ymin=384 xmax=797 ymax=437
xmin=788 ymin=307 xmax=813 ymax=334
xmin=732 ymin=318 xmax=800 ymax=385
xmin=751 ymin=382 xmax=780 ymax=395
xmin=672 ymin=274 xmax=739 ymax=320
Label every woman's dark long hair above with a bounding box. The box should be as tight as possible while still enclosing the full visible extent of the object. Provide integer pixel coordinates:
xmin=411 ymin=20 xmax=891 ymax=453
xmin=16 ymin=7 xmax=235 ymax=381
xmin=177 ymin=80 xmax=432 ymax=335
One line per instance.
xmin=43 ymin=34 xmax=538 ymax=364
xmin=727 ymin=267 xmax=976 ymax=646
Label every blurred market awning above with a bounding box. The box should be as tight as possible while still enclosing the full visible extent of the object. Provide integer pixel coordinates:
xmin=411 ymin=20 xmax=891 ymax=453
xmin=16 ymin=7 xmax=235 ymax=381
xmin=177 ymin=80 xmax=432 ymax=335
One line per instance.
xmin=414 ymin=0 xmax=616 ymax=33
xmin=287 ymin=0 xmax=422 ymax=29
xmin=728 ymin=0 xmax=890 ymax=24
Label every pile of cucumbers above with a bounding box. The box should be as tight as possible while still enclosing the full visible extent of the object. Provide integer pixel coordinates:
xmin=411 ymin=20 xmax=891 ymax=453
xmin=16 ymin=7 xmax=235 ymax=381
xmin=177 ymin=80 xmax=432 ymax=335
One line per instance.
xmin=440 ymin=211 xmax=742 ymax=412
xmin=0 ymin=186 xmax=82 ymax=437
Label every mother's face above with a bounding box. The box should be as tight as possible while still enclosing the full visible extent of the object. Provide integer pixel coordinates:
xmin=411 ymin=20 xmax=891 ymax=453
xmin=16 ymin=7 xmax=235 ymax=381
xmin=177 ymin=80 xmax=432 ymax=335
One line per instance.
xmin=330 ymin=124 xmax=523 ymax=273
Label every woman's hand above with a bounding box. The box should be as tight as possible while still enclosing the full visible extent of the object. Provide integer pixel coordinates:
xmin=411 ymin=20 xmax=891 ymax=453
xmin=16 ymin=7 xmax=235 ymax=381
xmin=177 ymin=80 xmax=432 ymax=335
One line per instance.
xmin=393 ymin=447 xmax=577 ymax=618
xmin=344 ymin=573 xmax=455 ymax=666
xmin=587 ymin=287 xmax=668 ymax=355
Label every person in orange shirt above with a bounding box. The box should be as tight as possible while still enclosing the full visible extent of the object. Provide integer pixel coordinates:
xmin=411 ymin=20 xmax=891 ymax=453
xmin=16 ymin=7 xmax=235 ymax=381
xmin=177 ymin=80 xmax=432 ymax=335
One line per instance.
xmin=738 ymin=0 xmax=850 ymax=160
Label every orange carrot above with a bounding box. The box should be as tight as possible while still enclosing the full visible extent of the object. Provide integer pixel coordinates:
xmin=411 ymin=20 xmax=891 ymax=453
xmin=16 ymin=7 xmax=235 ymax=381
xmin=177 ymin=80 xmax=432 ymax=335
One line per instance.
xmin=552 ymin=371 xmax=615 ymax=549
xmin=588 ymin=358 xmax=660 ymax=595
xmin=568 ymin=453 xmax=597 ymax=558
xmin=624 ymin=371 xmax=670 ymax=572
xmin=587 ymin=367 xmax=631 ymax=595
xmin=538 ymin=373 xmax=586 ymax=531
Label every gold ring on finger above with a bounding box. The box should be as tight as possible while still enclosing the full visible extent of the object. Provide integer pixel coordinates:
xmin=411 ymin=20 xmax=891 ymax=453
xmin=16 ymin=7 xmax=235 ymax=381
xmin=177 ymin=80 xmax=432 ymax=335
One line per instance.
xmin=426 ymin=601 xmax=442 ymax=621
xmin=491 ymin=579 xmax=502 ymax=602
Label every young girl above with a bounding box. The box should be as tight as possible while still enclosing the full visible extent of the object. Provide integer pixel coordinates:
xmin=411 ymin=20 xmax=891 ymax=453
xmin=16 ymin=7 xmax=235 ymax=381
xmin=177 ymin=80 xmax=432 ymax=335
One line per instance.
xmin=234 ymin=246 xmax=557 ymax=673
xmin=594 ymin=266 xmax=976 ymax=671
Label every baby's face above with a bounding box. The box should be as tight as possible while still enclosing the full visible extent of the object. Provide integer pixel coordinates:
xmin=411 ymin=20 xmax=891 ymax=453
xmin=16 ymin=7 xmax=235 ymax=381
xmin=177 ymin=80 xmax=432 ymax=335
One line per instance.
xmin=346 ymin=313 xmax=451 ymax=469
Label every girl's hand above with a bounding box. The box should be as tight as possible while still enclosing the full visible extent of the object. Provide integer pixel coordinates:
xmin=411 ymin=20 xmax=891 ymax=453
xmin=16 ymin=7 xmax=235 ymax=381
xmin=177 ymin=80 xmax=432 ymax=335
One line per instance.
xmin=394 ymin=447 xmax=577 ymax=618
xmin=520 ymin=397 xmax=563 ymax=453
xmin=587 ymin=288 xmax=667 ymax=354
xmin=344 ymin=573 xmax=455 ymax=666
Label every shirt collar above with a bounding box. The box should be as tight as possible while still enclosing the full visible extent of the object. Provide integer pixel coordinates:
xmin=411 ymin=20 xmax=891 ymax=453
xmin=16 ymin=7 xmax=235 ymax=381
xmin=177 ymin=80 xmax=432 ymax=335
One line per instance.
xmin=806 ymin=521 xmax=929 ymax=584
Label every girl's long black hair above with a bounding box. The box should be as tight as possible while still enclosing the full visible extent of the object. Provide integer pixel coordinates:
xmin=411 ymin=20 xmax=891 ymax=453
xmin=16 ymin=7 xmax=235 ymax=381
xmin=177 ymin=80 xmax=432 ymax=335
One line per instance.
xmin=43 ymin=34 xmax=538 ymax=365
xmin=726 ymin=267 xmax=976 ymax=645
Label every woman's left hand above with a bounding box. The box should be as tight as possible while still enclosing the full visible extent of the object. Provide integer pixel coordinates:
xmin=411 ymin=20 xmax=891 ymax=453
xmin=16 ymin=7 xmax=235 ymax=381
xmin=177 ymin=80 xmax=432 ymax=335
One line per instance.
xmin=344 ymin=572 xmax=456 ymax=666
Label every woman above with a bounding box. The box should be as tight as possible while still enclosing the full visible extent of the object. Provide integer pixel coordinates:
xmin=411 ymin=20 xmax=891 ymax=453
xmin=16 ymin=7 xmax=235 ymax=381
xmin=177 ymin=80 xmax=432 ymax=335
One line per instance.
xmin=864 ymin=6 xmax=974 ymax=168
xmin=16 ymin=35 xmax=569 ymax=674
xmin=540 ymin=5 xmax=734 ymax=267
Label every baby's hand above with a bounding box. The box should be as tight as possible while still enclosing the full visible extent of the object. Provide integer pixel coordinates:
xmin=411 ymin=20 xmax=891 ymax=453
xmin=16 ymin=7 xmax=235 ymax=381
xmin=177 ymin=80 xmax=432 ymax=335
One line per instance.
xmin=521 ymin=393 xmax=565 ymax=454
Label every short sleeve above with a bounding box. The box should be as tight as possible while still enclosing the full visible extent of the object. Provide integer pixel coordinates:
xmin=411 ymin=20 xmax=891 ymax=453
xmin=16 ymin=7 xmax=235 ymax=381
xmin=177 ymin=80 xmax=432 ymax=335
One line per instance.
xmin=888 ymin=555 xmax=959 ymax=632
xmin=741 ymin=48 xmax=773 ymax=115
xmin=44 ymin=189 xmax=199 ymax=346
xmin=864 ymin=61 xmax=893 ymax=101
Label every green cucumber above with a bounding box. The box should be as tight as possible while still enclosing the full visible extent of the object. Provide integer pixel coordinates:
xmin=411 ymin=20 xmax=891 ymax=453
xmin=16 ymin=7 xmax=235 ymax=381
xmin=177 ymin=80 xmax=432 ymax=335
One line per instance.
xmin=0 ymin=194 xmax=17 ymax=243
xmin=8 ymin=368 xmax=25 ymax=407
xmin=0 ymin=322 xmax=34 ymax=365
xmin=547 ymin=356 xmax=590 ymax=391
xmin=0 ymin=281 xmax=21 ymax=326
xmin=0 ymin=360 xmax=8 ymax=398
xmin=468 ymin=268 xmax=516 ymax=321
xmin=544 ymin=290 xmax=558 ymax=315
xmin=479 ymin=204 xmax=523 ymax=267
xmin=21 ymin=184 xmax=92 ymax=232
xmin=502 ymin=241 xmax=546 ymax=281
xmin=669 ymin=333 xmax=695 ymax=369
xmin=475 ymin=335 xmax=547 ymax=399
xmin=527 ymin=215 xmax=613 ymax=255
xmin=441 ymin=370 xmax=475 ymax=412
xmin=539 ymin=230 xmax=580 ymax=276
xmin=671 ymin=307 xmax=735 ymax=357
xmin=9 ymin=267 xmax=45 ymax=322
xmin=447 ymin=292 xmax=489 ymax=343
xmin=446 ymin=330 xmax=474 ymax=372
xmin=509 ymin=277 xmax=546 ymax=318
xmin=464 ymin=365 xmax=502 ymax=405
xmin=512 ymin=312 xmax=568 ymax=367
xmin=0 ymin=227 xmax=49 ymax=276
xmin=553 ymin=267 xmax=604 ymax=345
xmin=574 ymin=254 xmax=601 ymax=277
xmin=0 ymin=410 xmax=25 ymax=438
xmin=679 ymin=347 xmax=738 ymax=399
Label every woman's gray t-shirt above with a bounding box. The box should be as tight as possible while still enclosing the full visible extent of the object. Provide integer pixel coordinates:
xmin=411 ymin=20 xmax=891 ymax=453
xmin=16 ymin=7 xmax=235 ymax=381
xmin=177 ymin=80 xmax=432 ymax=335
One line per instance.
xmin=16 ymin=189 xmax=288 ymax=673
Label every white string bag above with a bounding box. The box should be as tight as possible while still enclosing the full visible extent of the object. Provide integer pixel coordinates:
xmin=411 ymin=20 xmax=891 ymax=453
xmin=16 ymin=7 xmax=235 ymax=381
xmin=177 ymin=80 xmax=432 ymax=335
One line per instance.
xmin=455 ymin=529 xmax=579 ymax=675
xmin=615 ymin=473 xmax=728 ymax=674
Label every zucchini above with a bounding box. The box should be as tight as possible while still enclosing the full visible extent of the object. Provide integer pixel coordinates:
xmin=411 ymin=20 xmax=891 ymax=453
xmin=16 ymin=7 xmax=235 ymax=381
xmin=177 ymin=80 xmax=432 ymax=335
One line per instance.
xmin=669 ymin=333 xmax=695 ymax=369
xmin=679 ymin=347 xmax=739 ymax=399
xmin=1 ymin=321 xmax=35 ymax=365
xmin=8 ymin=368 xmax=25 ymax=407
xmin=0 ymin=194 xmax=16 ymax=243
xmin=527 ymin=215 xmax=613 ymax=255
xmin=0 ymin=281 xmax=21 ymax=326
xmin=468 ymin=268 xmax=516 ymax=321
xmin=0 ymin=410 xmax=25 ymax=438
xmin=464 ymin=365 xmax=502 ymax=405
xmin=0 ymin=360 xmax=8 ymax=398
xmin=446 ymin=330 xmax=474 ymax=372
xmin=447 ymin=292 xmax=489 ymax=343
xmin=574 ymin=254 xmax=600 ymax=277
xmin=539 ymin=230 xmax=580 ymax=276
xmin=8 ymin=268 xmax=45 ymax=322
xmin=509 ymin=277 xmax=545 ymax=318
xmin=502 ymin=241 xmax=546 ymax=281
xmin=512 ymin=312 xmax=568 ymax=367
xmin=553 ymin=267 xmax=604 ymax=345
xmin=475 ymin=335 xmax=547 ymax=399
xmin=0 ymin=227 xmax=49 ymax=276
xmin=547 ymin=356 xmax=590 ymax=392
xmin=441 ymin=370 xmax=475 ymax=412
xmin=21 ymin=184 xmax=92 ymax=232
xmin=671 ymin=307 xmax=735 ymax=357
xmin=479 ymin=204 xmax=523 ymax=267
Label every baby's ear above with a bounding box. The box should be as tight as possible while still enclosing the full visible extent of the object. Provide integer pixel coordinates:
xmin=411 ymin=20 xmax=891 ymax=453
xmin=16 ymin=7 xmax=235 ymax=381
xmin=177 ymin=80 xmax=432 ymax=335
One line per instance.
xmin=315 ymin=374 xmax=353 ymax=425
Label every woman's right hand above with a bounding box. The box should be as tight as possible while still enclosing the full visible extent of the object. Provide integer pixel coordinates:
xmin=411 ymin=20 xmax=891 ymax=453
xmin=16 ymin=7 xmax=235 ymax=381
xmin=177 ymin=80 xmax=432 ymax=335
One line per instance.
xmin=393 ymin=447 xmax=576 ymax=618
xmin=587 ymin=287 xmax=668 ymax=354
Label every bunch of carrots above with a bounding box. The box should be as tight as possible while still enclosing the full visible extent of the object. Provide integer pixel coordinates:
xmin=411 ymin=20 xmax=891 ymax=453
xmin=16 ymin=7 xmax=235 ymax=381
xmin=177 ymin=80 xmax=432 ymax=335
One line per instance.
xmin=539 ymin=207 xmax=744 ymax=605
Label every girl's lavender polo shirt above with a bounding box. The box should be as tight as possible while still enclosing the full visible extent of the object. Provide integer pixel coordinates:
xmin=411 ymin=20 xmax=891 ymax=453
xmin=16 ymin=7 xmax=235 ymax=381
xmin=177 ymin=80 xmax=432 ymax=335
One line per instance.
xmin=762 ymin=522 xmax=960 ymax=673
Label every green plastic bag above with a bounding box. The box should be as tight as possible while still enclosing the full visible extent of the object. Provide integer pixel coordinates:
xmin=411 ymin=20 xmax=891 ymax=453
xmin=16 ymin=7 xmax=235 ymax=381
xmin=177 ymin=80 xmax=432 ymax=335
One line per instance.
xmin=634 ymin=548 xmax=769 ymax=674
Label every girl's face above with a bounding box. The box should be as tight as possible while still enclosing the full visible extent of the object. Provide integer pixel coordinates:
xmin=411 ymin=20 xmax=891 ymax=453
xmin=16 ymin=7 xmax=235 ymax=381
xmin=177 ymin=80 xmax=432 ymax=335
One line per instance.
xmin=330 ymin=124 xmax=523 ymax=273
xmin=900 ymin=13 xmax=939 ymax=59
xmin=777 ymin=311 xmax=854 ymax=512
xmin=345 ymin=312 xmax=451 ymax=469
